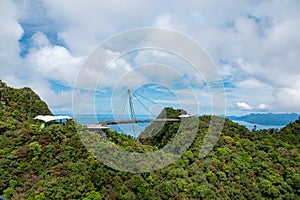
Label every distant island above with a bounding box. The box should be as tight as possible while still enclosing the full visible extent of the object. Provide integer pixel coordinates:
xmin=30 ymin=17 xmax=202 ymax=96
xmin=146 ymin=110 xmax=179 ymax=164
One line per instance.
xmin=227 ymin=113 xmax=300 ymax=125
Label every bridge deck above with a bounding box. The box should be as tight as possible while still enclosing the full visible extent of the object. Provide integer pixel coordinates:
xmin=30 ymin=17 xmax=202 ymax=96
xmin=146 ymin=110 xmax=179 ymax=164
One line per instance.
xmin=87 ymin=118 xmax=180 ymax=131
xmin=87 ymin=124 xmax=110 ymax=129
xmin=100 ymin=118 xmax=180 ymax=125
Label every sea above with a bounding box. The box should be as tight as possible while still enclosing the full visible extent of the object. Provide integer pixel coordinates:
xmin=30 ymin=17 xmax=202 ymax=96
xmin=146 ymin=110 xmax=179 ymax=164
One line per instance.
xmin=68 ymin=114 xmax=286 ymax=137
xmin=231 ymin=120 xmax=285 ymax=131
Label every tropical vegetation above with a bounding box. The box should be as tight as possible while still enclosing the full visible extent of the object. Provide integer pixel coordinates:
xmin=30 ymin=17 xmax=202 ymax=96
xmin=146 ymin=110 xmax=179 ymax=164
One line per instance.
xmin=0 ymin=80 xmax=299 ymax=199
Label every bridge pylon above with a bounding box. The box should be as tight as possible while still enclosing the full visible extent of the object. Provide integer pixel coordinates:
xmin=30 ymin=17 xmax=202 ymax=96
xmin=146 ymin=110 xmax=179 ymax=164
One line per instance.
xmin=128 ymin=89 xmax=136 ymax=137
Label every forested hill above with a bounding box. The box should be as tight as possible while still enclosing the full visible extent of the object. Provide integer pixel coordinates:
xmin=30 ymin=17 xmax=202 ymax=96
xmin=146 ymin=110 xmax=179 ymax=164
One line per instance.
xmin=227 ymin=113 xmax=300 ymax=125
xmin=0 ymin=81 xmax=300 ymax=199
xmin=0 ymin=80 xmax=52 ymax=124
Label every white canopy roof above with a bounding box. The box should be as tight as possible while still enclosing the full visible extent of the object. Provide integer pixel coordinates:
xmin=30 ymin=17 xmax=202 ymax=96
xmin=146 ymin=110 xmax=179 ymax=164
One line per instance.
xmin=178 ymin=114 xmax=191 ymax=118
xmin=34 ymin=115 xmax=72 ymax=122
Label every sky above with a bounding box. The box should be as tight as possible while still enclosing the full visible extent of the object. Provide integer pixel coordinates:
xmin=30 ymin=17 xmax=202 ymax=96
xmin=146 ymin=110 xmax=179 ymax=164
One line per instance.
xmin=1 ymin=0 xmax=300 ymax=116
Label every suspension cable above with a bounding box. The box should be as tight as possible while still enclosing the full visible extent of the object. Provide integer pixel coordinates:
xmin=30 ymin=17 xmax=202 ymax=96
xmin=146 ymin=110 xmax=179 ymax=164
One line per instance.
xmin=101 ymin=90 xmax=128 ymax=122
xmin=113 ymin=90 xmax=128 ymax=121
xmin=134 ymin=91 xmax=157 ymax=104
xmin=132 ymin=93 xmax=151 ymax=114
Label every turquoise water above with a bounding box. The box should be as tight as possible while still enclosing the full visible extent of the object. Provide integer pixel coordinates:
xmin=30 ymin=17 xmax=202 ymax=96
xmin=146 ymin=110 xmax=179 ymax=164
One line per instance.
xmin=232 ymin=120 xmax=285 ymax=131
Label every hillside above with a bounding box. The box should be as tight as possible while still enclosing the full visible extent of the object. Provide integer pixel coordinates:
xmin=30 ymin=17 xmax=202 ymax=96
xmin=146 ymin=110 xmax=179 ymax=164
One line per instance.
xmin=227 ymin=113 xmax=300 ymax=126
xmin=138 ymin=107 xmax=187 ymax=148
xmin=0 ymin=81 xmax=300 ymax=199
xmin=0 ymin=80 xmax=52 ymax=133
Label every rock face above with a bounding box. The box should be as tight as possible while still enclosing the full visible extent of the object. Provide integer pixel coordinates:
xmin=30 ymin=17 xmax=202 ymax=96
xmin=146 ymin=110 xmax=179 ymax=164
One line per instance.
xmin=0 ymin=80 xmax=52 ymax=123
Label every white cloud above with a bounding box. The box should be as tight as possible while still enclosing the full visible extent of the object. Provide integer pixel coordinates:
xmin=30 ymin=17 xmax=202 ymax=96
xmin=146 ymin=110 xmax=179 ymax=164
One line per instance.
xmin=274 ymin=87 xmax=300 ymax=113
xmin=259 ymin=103 xmax=268 ymax=110
xmin=0 ymin=0 xmax=24 ymax=86
xmin=28 ymin=79 xmax=73 ymax=113
xmin=237 ymin=102 xmax=252 ymax=110
xmin=17 ymin=33 xmax=82 ymax=113
xmin=1 ymin=0 xmax=300 ymax=115
xmin=26 ymin=33 xmax=83 ymax=86
xmin=0 ymin=1 xmax=23 ymax=54
xmin=185 ymin=1 xmax=300 ymax=114
xmin=30 ymin=32 xmax=51 ymax=47
xmin=133 ymin=50 xmax=205 ymax=87
xmin=237 ymin=79 xmax=267 ymax=89
xmin=42 ymin=0 xmax=159 ymax=55
xmin=154 ymin=14 xmax=172 ymax=28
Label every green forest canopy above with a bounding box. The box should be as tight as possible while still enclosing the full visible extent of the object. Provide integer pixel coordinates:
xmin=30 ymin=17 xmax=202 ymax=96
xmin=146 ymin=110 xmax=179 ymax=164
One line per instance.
xmin=0 ymin=80 xmax=299 ymax=199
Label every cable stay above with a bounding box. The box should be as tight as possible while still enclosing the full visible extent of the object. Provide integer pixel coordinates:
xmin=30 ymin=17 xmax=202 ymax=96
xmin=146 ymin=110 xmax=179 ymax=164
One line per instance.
xmin=96 ymin=89 xmax=180 ymax=137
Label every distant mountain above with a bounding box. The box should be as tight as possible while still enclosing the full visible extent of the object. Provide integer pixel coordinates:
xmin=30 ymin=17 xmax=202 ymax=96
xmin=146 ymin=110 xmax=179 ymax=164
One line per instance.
xmin=227 ymin=113 xmax=300 ymax=125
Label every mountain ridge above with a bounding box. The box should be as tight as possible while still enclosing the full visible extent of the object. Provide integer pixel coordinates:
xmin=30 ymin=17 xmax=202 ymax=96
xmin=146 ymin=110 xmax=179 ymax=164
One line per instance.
xmin=227 ymin=112 xmax=300 ymax=125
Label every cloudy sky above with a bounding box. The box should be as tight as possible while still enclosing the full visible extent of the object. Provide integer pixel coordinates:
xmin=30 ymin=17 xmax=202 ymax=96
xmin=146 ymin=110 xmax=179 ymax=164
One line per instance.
xmin=1 ymin=0 xmax=300 ymax=116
